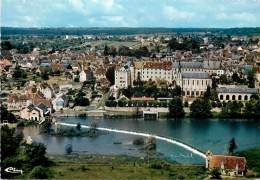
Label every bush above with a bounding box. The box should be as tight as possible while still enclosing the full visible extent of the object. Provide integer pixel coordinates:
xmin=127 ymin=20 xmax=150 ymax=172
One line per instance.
xmin=190 ymin=98 xmax=212 ymax=119
xmin=133 ymin=138 xmax=145 ymax=145
xmin=30 ymin=166 xmax=50 ymax=179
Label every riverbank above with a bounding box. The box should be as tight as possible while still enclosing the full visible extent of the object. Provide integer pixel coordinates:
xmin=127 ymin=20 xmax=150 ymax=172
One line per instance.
xmin=237 ymin=148 xmax=260 ymax=177
xmin=46 ymin=154 xmax=207 ymax=179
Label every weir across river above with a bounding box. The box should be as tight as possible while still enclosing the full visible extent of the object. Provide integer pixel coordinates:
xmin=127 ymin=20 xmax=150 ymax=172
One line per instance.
xmin=57 ymin=122 xmax=207 ymax=159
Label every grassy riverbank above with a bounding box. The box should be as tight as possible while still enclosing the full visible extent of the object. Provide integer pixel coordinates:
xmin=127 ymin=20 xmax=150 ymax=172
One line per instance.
xmin=237 ymin=148 xmax=260 ymax=177
xmin=46 ymin=154 xmax=206 ymax=179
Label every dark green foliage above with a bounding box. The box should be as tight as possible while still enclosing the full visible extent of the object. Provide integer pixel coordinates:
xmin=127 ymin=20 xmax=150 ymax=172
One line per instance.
xmin=1 ymin=125 xmax=23 ymax=160
xmin=13 ymin=66 xmax=27 ymax=79
xmin=0 ymin=106 xmax=17 ymax=123
xmin=228 ymin=138 xmax=237 ymax=155
xmin=105 ymin=100 xmax=117 ymax=107
xmin=168 ymin=97 xmax=185 ymax=118
xmin=244 ymin=99 xmax=260 ymax=119
xmin=30 ymin=166 xmax=51 ymax=179
xmin=1 ymin=41 xmax=13 ymax=50
xmin=248 ymin=69 xmax=256 ymax=88
xmin=221 ymin=101 xmax=243 ymax=118
xmin=75 ymin=91 xmax=90 ymax=106
xmin=168 ymin=38 xmax=200 ymax=53
xmin=190 ymin=99 xmax=212 ymax=118
xmin=210 ymin=168 xmax=221 ymax=179
xmin=106 ymin=66 xmax=115 ymax=85
xmin=237 ymin=148 xmax=260 ymax=177
xmin=24 ymin=143 xmax=48 ymax=166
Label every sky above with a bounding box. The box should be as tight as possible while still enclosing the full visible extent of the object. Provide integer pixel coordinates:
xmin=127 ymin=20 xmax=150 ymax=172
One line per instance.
xmin=1 ymin=0 xmax=260 ymax=28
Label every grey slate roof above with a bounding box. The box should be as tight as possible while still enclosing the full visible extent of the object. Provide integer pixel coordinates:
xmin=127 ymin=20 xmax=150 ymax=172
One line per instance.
xmin=203 ymin=60 xmax=221 ymax=69
xmin=182 ymin=72 xmax=210 ymax=79
xmin=217 ymin=87 xmax=258 ymax=94
xmin=172 ymin=61 xmax=203 ymax=69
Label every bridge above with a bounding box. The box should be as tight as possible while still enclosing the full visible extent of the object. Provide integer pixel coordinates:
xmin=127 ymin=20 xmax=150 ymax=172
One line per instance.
xmin=57 ymin=122 xmax=207 ymax=159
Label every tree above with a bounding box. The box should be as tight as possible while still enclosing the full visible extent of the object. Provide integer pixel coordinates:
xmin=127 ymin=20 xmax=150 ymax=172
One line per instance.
xmin=244 ymin=99 xmax=260 ymax=119
xmin=104 ymin=44 xmax=109 ymax=56
xmin=221 ymin=101 xmax=243 ymax=118
xmin=13 ymin=66 xmax=27 ymax=79
xmin=76 ymin=123 xmax=81 ymax=131
xmin=30 ymin=166 xmax=50 ymax=179
xmin=0 ymin=106 xmax=17 ymax=123
xmin=1 ymin=125 xmax=23 ymax=160
xmin=248 ymin=69 xmax=256 ymax=88
xmin=41 ymin=72 xmax=49 ymax=80
xmin=169 ymin=97 xmax=185 ymax=119
xmin=24 ymin=143 xmax=48 ymax=166
xmin=171 ymin=85 xmax=182 ymax=97
xmin=105 ymin=67 xmax=115 ymax=85
xmin=228 ymin=138 xmax=237 ymax=155
xmin=65 ymin=144 xmax=73 ymax=155
xmin=210 ymin=168 xmax=221 ymax=179
xmin=190 ymin=99 xmax=212 ymax=118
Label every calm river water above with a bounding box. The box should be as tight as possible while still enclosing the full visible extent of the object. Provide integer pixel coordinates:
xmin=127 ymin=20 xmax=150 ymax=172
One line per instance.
xmin=22 ymin=117 xmax=260 ymax=164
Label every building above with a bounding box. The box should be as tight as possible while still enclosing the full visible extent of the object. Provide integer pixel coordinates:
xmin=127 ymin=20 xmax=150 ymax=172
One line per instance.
xmin=79 ymin=67 xmax=87 ymax=82
xmin=138 ymin=61 xmax=173 ymax=83
xmin=20 ymin=103 xmax=50 ymax=121
xmin=217 ymin=85 xmax=258 ymax=101
xmin=177 ymin=71 xmax=212 ymax=97
xmin=39 ymin=83 xmax=54 ymax=99
xmin=206 ymin=152 xmax=246 ymax=177
xmin=52 ymin=95 xmax=68 ymax=111
xmin=115 ymin=66 xmax=131 ymax=88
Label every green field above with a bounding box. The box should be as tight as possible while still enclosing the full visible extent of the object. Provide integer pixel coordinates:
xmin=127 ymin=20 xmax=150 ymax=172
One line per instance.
xmin=46 ymin=154 xmax=206 ymax=179
xmin=91 ymin=40 xmax=140 ymax=48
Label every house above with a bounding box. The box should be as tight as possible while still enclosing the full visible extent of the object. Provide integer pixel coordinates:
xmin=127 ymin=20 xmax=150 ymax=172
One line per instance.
xmin=217 ymin=85 xmax=258 ymax=101
xmin=206 ymin=152 xmax=246 ymax=177
xmin=20 ymin=103 xmax=50 ymax=121
xmin=52 ymin=95 xmax=68 ymax=111
xmin=7 ymin=94 xmax=31 ymax=111
xmin=39 ymin=83 xmax=54 ymax=99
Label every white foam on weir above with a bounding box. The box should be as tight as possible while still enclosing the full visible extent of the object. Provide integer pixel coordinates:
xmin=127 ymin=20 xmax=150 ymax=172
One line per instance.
xmin=57 ymin=122 xmax=207 ymax=159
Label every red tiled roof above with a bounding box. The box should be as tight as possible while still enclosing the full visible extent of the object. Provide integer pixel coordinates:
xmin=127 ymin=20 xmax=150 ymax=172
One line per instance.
xmin=209 ymin=155 xmax=246 ymax=171
xmin=143 ymin=61 xmax=172 ymax=70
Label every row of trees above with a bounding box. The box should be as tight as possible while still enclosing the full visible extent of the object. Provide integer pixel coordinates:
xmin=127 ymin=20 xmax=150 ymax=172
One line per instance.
xmin=168 ymin=38 xmax=201 ymax=53
xmin=104 ymin=45 xmax=150 ymax=58
xmin=121 ymin=84 xmax=182 ymax=99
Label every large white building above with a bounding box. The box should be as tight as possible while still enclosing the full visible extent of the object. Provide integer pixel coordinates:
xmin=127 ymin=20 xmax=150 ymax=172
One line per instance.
xmin=131 ymin=61 xmax=173 ymax=86
xmin=217 ymin=85 xmax=258 ymax=101
xmin=177 ymin=71 xmax=212 ymax=97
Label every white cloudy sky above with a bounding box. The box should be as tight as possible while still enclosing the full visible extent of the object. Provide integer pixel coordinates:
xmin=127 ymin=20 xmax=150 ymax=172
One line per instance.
xmin=1 ymin=0 xmax=260 ymax=27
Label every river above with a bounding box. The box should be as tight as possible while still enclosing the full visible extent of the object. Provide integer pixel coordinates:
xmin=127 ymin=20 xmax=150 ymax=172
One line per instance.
xmin=22 ymin=117 xmax=260 ymax=164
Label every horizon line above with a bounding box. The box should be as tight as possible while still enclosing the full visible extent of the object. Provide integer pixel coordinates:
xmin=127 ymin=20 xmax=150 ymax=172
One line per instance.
xmin=1 ymin=26 xmax=260 ymax=29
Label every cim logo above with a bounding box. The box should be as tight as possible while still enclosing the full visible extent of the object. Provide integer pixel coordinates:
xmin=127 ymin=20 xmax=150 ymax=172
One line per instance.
xmin=4 ymin=167 xmax=23 ymax=174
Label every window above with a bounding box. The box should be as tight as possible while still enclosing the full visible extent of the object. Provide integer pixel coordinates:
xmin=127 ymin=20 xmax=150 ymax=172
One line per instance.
xmin=220 ymin=95 xmax=223 ymax=100
xmin=238 ymin=95 xmax=242 ymax=100
xmin=232 ymin=95 xmax=236 ymax=100
xmin=226 ymin=95 xmax=230 ymax=100
xmin=244 ymin=95 xmax=248 ymax=101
